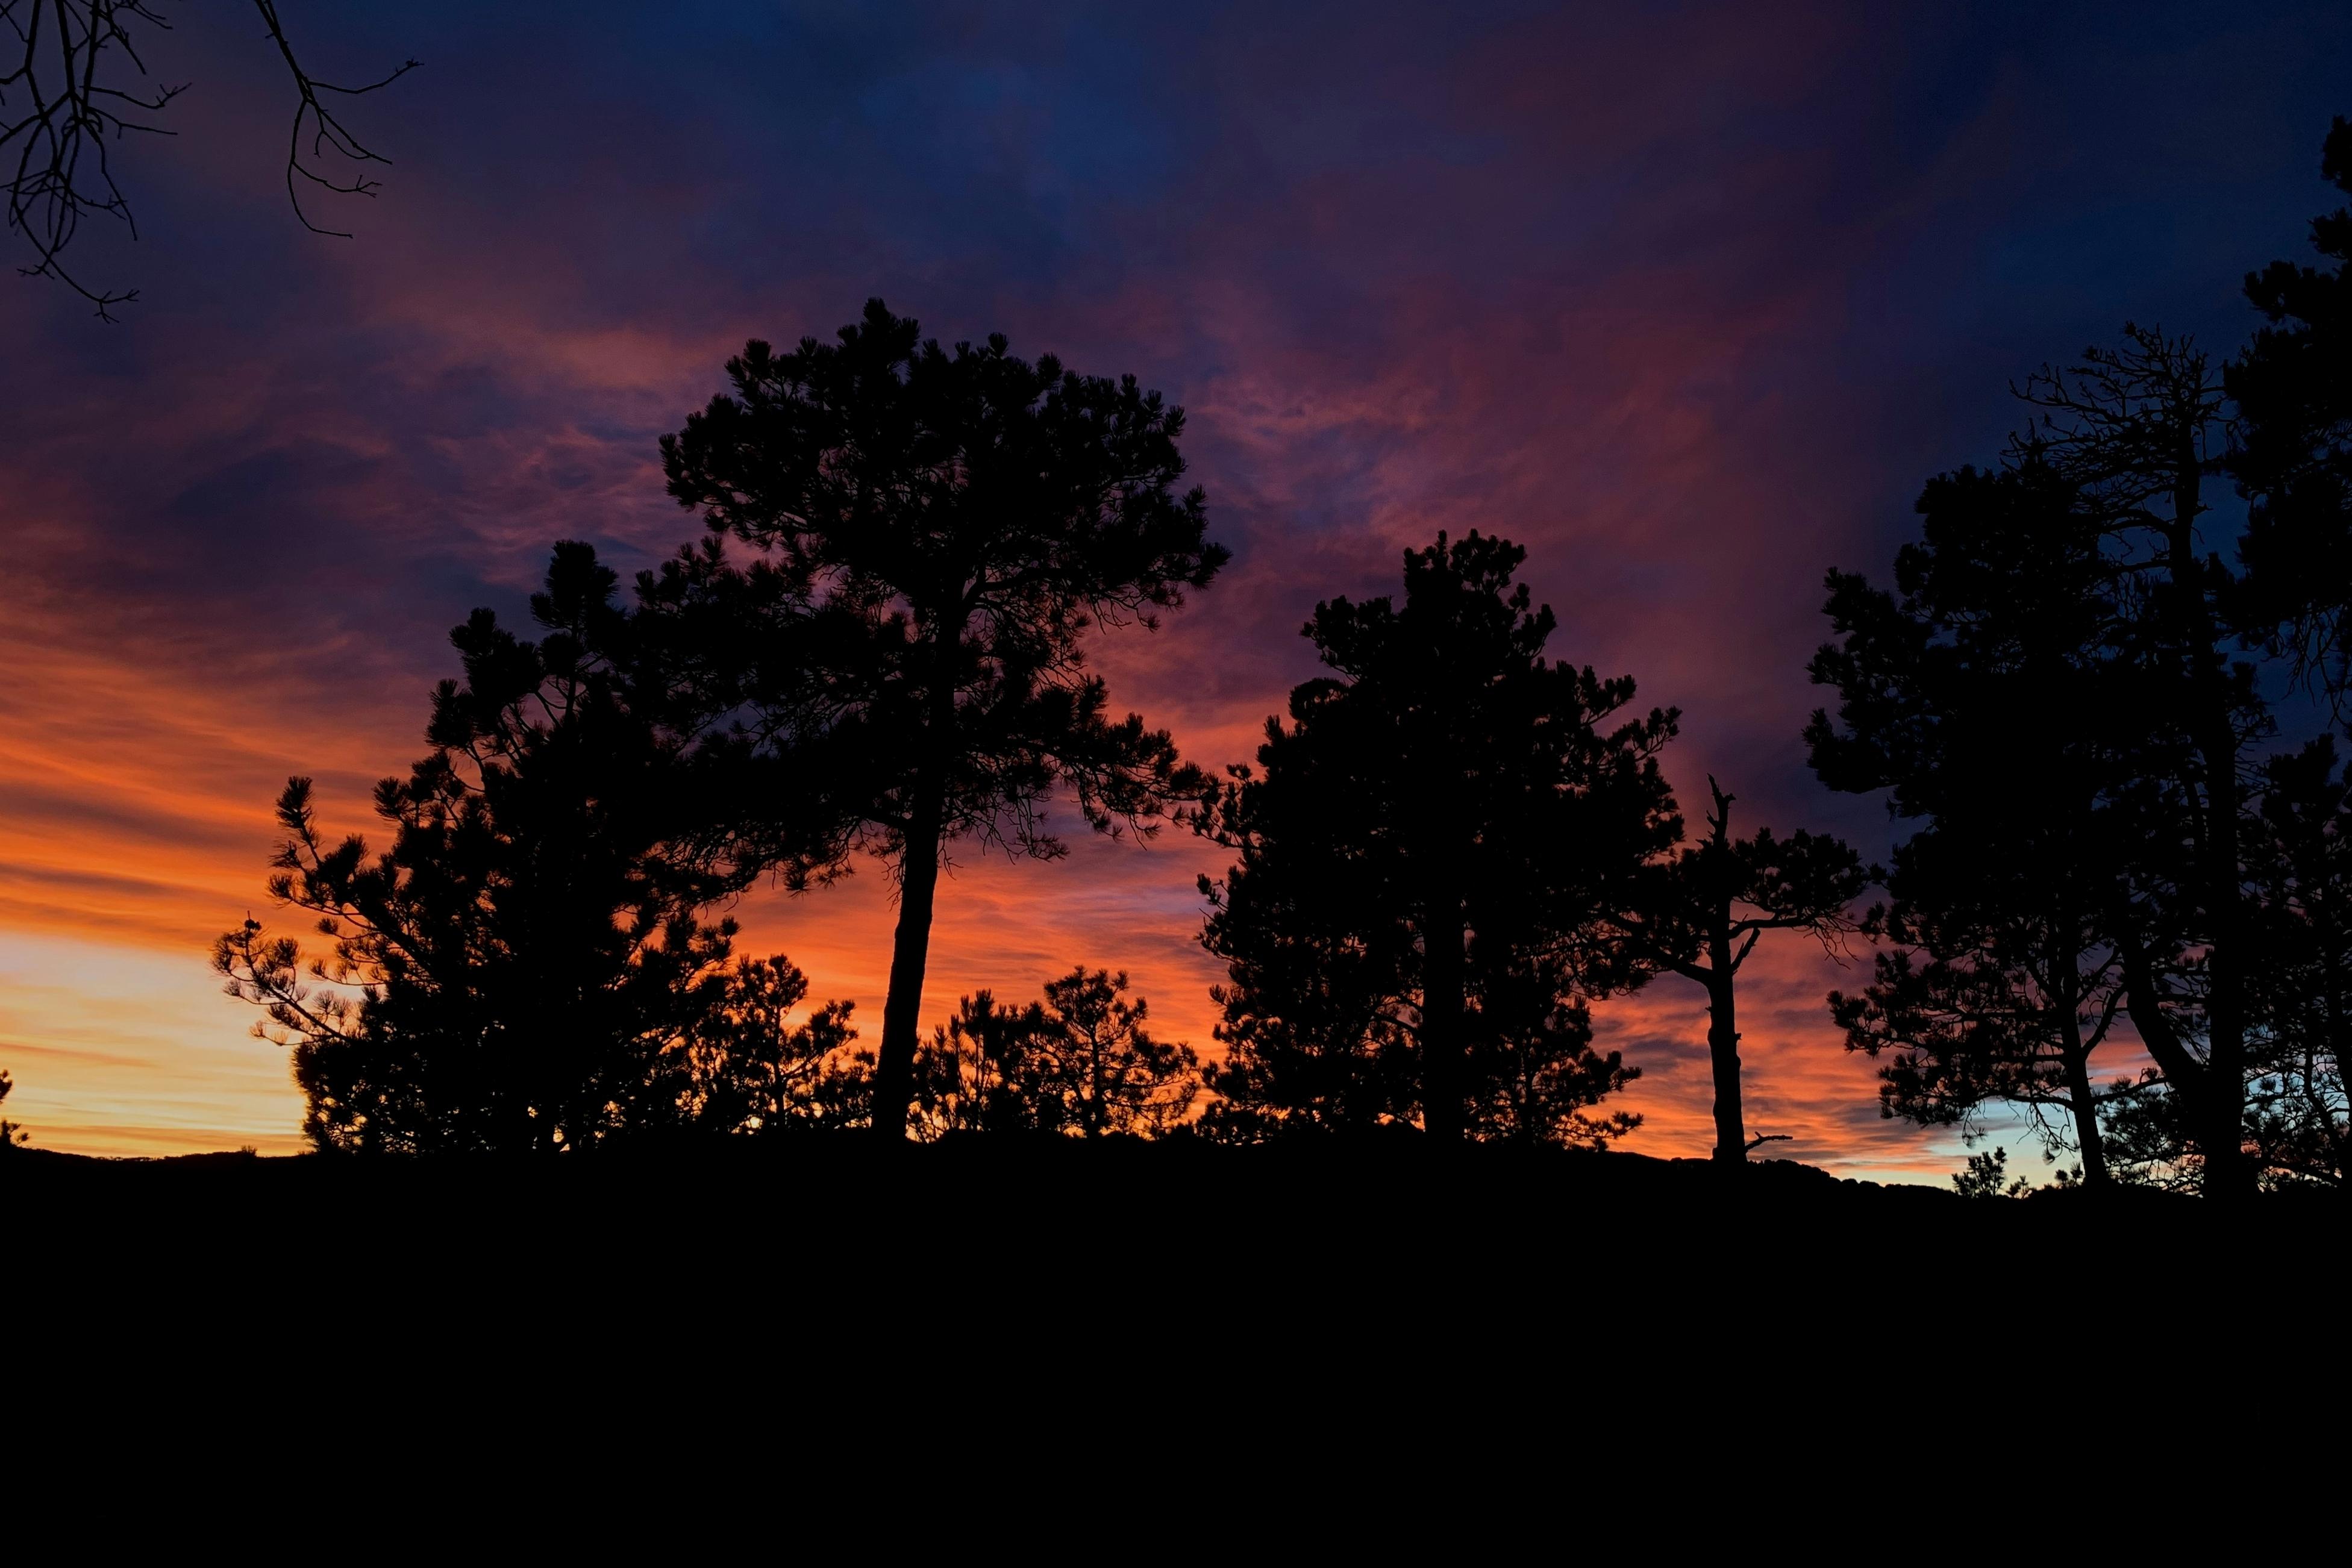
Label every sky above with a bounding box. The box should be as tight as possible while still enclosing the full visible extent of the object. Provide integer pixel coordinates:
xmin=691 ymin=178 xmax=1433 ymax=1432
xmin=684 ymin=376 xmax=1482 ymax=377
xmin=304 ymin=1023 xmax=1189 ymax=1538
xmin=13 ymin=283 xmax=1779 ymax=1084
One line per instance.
xmin=3 ymin=0 xmax=2347 ymax=1174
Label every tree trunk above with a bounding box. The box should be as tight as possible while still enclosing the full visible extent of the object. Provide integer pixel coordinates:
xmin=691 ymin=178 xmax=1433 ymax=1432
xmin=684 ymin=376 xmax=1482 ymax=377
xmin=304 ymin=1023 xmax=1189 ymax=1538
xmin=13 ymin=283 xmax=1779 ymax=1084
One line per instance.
xmin=869 ymin=778 xmax=945 ymax=1142
xmin=2194 ymin=764 xmax=2251 ymax=1198
xmin=2060 ymin=1044 xmax=2110 ymax=1188
xmin=2118 ymin=820 xmax=2242 ymax=1195
xmin=2191 ymin=687 xmax=2251 ymax=1198
xmin=1421 ymin=897 xmax=1466 ymax=1142
xmin=1705 ymin=928 xmax=1744 ymax=1164
xmin=2119 ymin=936 xmax=2211 ymax=1097
xmin=2168 ymin=476 xmax=2253 ymax=1201
xmin=1087 ymin=1035 xmax=1104 ymax=1139
xmin=869 ymin=626 xmax=966 ymax=1143
xmin=2054 ymin=966 xmax=2109 ymax=1188
xmin=2324 ymin=958 xmax=2350 ymax=1184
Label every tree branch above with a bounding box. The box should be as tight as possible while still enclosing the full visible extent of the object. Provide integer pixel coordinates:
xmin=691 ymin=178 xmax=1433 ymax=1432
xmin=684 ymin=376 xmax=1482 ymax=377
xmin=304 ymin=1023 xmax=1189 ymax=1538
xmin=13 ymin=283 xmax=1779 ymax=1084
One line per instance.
xmin=251 ymin=0 xmax=416 ymax=238
xmin=2 ymin=1 xmax=414 ymax=314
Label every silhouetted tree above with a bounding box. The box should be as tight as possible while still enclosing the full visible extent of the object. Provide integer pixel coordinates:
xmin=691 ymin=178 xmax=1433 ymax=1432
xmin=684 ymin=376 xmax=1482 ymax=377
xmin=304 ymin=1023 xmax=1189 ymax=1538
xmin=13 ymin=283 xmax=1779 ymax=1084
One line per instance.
xmin=2094 ymin=1071 xmax=2203 ymax=1190
xmin=1812 ymin=460 xmax=2142 ymax=1186
xmin=214 ymin=542 xmax=791 ymax=1152
xmin=1951 ymin=1147 xmax=2030 ymax=1200
xmin=905 ymin=970 xmax=1198 ymax=1139
xmin=1619 ymin=777 xmax=1867 ymax=1165
xmin=1460 ymin=958 xmax=1640 ymax=1148
xmin=2016 ymin=327 xmax=2268 ymax=1199
xmin=1816 ymin=336 xmax=2269 ymax=1200
xmin=659 ymin=300 xmax=1225 ymax=1142
xmin=2232 ymin=116 xmax=2352 ymax=698
xmin=1190 ymin=860 xmax=1415 ymax=1142
xmin=1036 ymin=967 xmax=1198 ymax=1138
xmin=1833 ymin=845 xmax=2132 ymax=1187
xmin=0 ymin=1065 xmax=25 ymax=1148
xmin=1195 ymin=532 xmax=1677 ymax=1143
xmin=4 ymin=1 xmax=416 ymax=316
xmin=909 ymin=989 xmax=1058 ymax=1139
xmin=2234 ymin=737 xmax=2352 ymax=1184
xmin=2010 ymin=733 xmax=2352 ymax=1192
xmin=674 ymin=955 xmax=868 ymax=1137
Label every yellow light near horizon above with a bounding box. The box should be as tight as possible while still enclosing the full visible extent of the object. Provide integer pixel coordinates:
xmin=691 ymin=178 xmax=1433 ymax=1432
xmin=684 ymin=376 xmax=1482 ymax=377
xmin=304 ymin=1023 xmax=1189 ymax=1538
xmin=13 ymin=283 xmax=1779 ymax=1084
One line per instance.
xmin=0 ymin=549 xmax=2002 ymax=1180
xmin=0 ymin=930 xmax=308 ymax=1157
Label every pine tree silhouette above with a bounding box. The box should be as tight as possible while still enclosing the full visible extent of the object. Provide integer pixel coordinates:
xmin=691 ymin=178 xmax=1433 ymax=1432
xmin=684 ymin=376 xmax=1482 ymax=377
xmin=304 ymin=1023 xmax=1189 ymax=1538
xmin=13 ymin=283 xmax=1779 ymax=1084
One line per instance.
xmin=0 ymin=1066 xmax=26 ymax=1149
xmin=1619 ymin=777 xmax=1868 ymax=1165
xmin=1196 ymin=533 xmax=1675 ymax=1143
xmin=2233 ymin=116 xmax=2352 ymax=701
xmin=1812 ymin=460 xmax=2141 ymax=1185
xmin=216 ymin=543 xmax=851 ymax=1152
xmin=659 ymin=301 xmax=1225 ymax=1142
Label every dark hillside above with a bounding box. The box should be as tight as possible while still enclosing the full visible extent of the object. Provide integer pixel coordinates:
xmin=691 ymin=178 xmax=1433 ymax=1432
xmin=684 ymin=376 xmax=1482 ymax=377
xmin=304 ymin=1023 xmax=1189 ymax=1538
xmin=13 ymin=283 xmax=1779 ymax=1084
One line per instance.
xmin=9 ymin=1142 xmax=2326 ymax=1306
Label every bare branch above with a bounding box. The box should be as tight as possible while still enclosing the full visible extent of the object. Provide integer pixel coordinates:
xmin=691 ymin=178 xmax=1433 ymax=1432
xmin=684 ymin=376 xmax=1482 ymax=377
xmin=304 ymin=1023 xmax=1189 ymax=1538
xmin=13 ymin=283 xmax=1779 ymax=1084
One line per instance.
xmin=250 ymin=0 xmax=414 ymax=237
xmin=2 ymin=1 xmax=414 ymax=314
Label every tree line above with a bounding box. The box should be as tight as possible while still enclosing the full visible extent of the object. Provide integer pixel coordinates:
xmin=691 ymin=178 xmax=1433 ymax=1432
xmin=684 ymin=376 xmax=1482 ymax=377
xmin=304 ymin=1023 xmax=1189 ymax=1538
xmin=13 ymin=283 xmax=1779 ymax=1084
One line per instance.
xmin=7 ymin=122 xmax=2343 ymax=1200
xmin=210 ymin=117 xmax=2352 ymax=1192
xmin=1814 ymin=119 xmax=2352 ymax=1198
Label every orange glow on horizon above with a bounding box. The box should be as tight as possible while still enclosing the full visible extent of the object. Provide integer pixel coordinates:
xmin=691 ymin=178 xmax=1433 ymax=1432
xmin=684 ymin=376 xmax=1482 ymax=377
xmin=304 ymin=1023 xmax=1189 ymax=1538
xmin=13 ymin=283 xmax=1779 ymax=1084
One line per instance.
xmin=3 ymin=0 xmax=2193 ymax=1187
xmin=0 ymin=585 xmax=2016 ymax=1180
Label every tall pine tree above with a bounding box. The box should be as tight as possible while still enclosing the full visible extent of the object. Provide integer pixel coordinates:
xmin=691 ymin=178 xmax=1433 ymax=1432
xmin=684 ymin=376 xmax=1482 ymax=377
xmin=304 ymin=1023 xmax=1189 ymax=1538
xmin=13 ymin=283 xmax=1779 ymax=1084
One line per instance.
xmin=1811 ymin=396 xmax=2266 ymax=1196
xmin=659 ymin=301 xmax=1225 ymax=1140
xmin=1195 ymin=533 xmax=1676 ymax=1143
xmin=215 ymin=543 xmax=849 ymax=1152
xmin=2233 ymin=116 xmax=2352 ymax=698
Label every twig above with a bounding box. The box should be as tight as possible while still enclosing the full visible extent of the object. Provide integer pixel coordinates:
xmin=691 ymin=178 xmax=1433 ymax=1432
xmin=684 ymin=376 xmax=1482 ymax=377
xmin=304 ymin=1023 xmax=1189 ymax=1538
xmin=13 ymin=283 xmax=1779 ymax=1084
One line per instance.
xmin=2 ymin=1 xmax=414 ymax=314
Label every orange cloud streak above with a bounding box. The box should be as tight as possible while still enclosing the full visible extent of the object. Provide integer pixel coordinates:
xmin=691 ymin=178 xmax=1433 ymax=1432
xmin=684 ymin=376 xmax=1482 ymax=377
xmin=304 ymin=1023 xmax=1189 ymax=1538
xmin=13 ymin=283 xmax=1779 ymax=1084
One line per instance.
xmin=0 ymin=1 xmax=2063 ymax=1182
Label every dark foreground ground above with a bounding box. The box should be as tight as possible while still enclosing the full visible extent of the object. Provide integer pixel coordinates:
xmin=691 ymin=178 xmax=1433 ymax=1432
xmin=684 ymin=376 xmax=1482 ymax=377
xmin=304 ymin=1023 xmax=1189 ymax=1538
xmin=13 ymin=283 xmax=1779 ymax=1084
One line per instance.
xmin=10 ymin=1139 xmax=2329 ymax=1293
xmin=8 ymin=1142 xmax=2333 ymax=1431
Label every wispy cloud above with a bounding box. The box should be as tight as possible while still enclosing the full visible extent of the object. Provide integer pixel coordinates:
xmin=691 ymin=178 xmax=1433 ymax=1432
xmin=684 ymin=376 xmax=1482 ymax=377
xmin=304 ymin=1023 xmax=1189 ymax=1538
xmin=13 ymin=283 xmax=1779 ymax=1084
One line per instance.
xmin=0 ymin=0 xmax=2338 ymax=1168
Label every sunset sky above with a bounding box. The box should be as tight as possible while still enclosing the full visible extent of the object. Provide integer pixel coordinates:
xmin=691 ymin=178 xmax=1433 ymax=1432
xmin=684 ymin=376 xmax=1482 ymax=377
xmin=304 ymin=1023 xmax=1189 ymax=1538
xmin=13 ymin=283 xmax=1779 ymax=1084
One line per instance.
xmin=4 ymin=1 xmax=2348 ymax=1173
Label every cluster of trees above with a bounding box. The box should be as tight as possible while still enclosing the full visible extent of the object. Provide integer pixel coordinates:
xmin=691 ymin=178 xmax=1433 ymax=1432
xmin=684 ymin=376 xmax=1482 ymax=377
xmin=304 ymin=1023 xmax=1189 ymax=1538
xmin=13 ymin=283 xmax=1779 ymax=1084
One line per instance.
xmin=910 ymin=970 xmax=1199 ymax=1140
xmin=215 ymin=303 xmax=1229 ymax=1152
xmin=207 ymin=301 xmax=1848 ymax=1164
xmin=1815 ymin=119 xmax=2352 ymax=1197
xmin=1187 ymin=530 xmax=1870 ymax=1154
xmin=14 ymin=122 xmax=2345 ymax=1200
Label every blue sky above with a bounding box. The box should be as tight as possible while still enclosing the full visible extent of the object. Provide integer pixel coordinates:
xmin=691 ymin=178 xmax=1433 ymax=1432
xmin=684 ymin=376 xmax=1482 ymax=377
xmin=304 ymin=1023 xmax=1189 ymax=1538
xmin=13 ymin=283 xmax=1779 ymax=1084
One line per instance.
xmin=2 ymin=0 xmax=2345 ymax=1167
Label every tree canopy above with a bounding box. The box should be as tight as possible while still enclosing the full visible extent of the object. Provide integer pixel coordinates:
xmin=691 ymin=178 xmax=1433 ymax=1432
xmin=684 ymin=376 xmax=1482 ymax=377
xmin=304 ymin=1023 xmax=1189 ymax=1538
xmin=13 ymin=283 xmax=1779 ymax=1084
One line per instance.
xmin=2232 ymin=116 xmax=2352 ymax=698
xmin=657 ymin=299 xmax=1225 ymax=1140
xmin=0 ymin=1066 xmax=25 ymax=1149
xmin=1619 ymin=778 xmax=1868 ymax=1164
xmin=1811 ymin=458 xmax=2142 ymax=1184
xmin=167 ymin=115 xmax=2352 ymax=1197
xmin=2236 ymin=737 xmax=2352 ymax=1184
xmin=214 ymin=542 xmax=852 ymax=1152
xmin=1195 ymin=531 xmax=1677 ymax=1143
xmin=907 ymin=968 xmax=1198 ymax=1140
